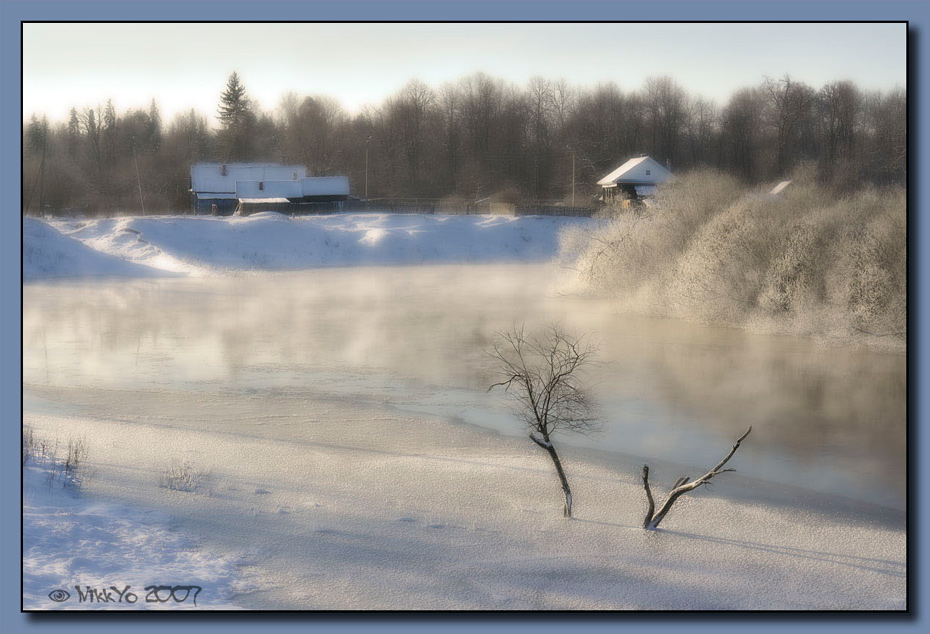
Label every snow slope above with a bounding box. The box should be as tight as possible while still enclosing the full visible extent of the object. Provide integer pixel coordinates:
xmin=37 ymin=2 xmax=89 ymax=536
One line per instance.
xmin=28 ymin=213 xmax=595 ymax=278
xmin=23 ymin=217 xmax=170 ymax=281
xmin=23 ymin=441 xmax=242 ymax=610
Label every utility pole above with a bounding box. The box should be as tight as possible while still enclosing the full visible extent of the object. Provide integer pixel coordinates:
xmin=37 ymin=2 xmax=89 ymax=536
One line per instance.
xmin=37 ymin=133 xmax=47 ymax=216
xmin=365 ymin=135 xmax=372 ymax=206
xmin=572 ymin=150 xmax=575 ymax=207
xmin=567 ymin=146 xmax=576 ymax=207
xmin=132 ymin=137 xmax=146 ymax=216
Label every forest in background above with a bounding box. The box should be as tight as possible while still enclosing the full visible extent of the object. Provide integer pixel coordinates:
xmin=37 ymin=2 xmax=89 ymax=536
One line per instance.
xmin=23 ymin=72 xmax=905 ymax=215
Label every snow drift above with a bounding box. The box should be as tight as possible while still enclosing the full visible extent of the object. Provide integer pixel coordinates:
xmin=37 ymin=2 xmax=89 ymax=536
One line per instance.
xmin=23 ymin=217 xmax=168 ymax=281
xmin=24 ymin=213 xmax=596 ymax=280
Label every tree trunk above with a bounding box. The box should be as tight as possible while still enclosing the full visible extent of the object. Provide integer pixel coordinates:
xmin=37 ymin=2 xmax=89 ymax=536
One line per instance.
xmin=547 ymin=445 xmax=573 ymax=518
xmin=531 ymin=434 xmax=573 ymax=518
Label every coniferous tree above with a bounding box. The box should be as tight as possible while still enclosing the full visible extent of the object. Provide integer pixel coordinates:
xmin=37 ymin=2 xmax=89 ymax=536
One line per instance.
xmin=67 ymin=108 xmax=81 ymax=158
xmin=145 ymin=99 xmax=162 ymax=152
xmin=216 ymin=72 xmax=254 ymax=161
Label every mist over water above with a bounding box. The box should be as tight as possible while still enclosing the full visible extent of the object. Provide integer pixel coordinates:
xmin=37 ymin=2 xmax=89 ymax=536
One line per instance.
xmin=24 ymin=263 xmax=905 ymax=509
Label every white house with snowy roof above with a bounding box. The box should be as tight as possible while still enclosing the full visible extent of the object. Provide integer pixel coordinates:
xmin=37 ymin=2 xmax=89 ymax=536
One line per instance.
xmin=597 ymin=156 xmax=671 ymax=201
xmin=190 ymin=163 xmax=350 ymax=214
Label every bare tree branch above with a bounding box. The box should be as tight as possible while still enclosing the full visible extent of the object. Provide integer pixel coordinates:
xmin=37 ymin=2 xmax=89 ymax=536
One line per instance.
xmin=642 ymin=427 xmax=751 ymax=530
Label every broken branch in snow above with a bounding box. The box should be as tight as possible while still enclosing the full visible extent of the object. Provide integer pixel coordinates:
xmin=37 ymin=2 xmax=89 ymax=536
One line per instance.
xmin=642 ymin=427 xmax=751 ymax=530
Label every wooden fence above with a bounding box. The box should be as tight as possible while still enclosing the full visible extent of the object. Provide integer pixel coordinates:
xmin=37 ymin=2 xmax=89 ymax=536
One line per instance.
xmin=341 ymin=199 xmax=596 ymax=217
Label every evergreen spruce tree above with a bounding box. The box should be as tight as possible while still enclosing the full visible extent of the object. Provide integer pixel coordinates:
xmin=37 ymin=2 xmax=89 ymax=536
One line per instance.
xmin=217 ymin=72 xmax=254 ymax=161
xmin=146 ymin=99 xmax=162 ymax=152
xmin=67 ymin=108 xmax=81 ymax=158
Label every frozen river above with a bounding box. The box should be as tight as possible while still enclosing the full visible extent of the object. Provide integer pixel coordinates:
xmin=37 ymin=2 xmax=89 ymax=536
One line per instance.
xmin=23 ymin=262 xmax=906 ymax=511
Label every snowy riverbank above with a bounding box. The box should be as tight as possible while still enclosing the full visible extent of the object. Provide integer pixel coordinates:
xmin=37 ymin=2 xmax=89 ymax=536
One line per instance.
xmin=22 ymin=429 xmax=242 ymax=610
xmin=24 ymin=213 xmax=596 ymax=280
xmin=21 ymin=213 xmax=905 ymax=610
xmin=23 ymin=384 xmax=905 ymax=610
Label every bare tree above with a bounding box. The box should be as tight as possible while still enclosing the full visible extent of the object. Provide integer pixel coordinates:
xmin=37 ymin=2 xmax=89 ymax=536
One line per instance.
xmin=641 ymin=427 xmax=751 ymax=530
xmin=488 ymin=324 xmax=599 ymax=518
xmin=763 ymin=74 xmax=814 ymax=175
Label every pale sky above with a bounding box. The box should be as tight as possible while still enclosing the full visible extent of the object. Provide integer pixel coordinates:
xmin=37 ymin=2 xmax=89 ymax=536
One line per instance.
xmin=23 ymin=23 xmax=906 ymax=125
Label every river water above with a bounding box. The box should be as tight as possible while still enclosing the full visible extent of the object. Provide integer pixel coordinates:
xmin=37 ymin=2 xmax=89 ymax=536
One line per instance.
xmin=23 ymin=263 xmax=906 ymax=510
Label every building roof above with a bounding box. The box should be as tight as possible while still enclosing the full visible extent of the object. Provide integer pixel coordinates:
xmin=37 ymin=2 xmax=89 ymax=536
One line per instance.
xmin=238 ymin=197 xmax=291 ymax=204
xmin=191 ymin=163 xmax=307 ymax=194
xmin=769 ymin=180 xmax=792 ymax=196
xmin=597 ymin=156 xmax=671 ymax=187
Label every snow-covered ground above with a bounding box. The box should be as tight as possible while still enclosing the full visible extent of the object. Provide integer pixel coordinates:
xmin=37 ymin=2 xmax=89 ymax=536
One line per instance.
xmin=21 ymin=213 xmax=906 ymax=610
xmin=22 ymin=430 xmax=242 ymax=610
xmin=23 ymin=217 xmax=170 ymax=281
xmin=26 ymin=212 xmax=595 ymax=279
xmin=23 ymin=385 xmax=905 ymax=610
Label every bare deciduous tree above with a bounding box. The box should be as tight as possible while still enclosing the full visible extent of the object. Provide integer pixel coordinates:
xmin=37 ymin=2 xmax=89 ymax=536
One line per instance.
xmin=489 ymin=324 xmax=599 ymax=518
xmin=642 ymin=427 xmax=751 ymax=530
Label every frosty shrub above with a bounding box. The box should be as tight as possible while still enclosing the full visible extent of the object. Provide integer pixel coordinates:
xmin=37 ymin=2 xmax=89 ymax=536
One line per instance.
xmin=564 ymin=170 xmax=743 ymax=307
xmin=564 ymin=169 xmax=905 ymax=342
xmin=22 ymin=427 xmax=36 ymax=469
xmin=63 ymin=437 xmax=88 ymax=487
xmin=160 ymin=459 xmax=210 ymax=493
xmin=23 ymin=428 xmax=89 ymax=489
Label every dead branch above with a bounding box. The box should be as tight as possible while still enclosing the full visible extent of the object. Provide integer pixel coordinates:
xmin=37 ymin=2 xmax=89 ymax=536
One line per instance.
xmin=642 ymin=426 xmax=751 ymax=530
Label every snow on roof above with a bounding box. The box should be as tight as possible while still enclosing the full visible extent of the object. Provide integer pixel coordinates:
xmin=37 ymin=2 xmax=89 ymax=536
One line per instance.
xmin=191 ymin=163 xmax=307 ymax=194
xmin=597 ymin=156 xmax=671 ymax=187
xmin=238 ymin=197 xmax=291 ymax=204
xmin=769 ymin=180 xmax=792 ymax=196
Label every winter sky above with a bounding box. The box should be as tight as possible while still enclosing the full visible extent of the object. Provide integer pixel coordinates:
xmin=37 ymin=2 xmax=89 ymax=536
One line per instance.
xmin=23 ymin=22 xmax=906 ymax=124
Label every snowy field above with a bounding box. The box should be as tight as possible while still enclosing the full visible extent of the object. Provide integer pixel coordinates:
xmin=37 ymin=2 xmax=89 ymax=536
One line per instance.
xmin=22 ymin=214 xmax=906 ymax=610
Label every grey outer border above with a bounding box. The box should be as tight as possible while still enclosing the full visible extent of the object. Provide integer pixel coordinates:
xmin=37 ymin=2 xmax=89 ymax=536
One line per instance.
xmin=2 ymin=2 xmax=927 ymax=633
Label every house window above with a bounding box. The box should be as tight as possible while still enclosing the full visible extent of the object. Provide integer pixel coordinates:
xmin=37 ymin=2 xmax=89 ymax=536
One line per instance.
xmin=646 ymin=170 xmax=651 ymax=176
xmin=259 ymin=181 xmax=264 ymax=191
xmin=221 ymin=164 xmax=227 ymax=176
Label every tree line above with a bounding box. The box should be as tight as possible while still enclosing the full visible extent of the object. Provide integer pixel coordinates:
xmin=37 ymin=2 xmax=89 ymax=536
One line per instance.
xmin=23 ymin=72 xmax=905 ymax=215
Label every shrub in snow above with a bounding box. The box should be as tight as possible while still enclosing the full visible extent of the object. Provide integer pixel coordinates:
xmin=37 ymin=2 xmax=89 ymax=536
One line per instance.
xmin=160 ymin=459 xmax=210 ymax=493
xmin=22 ymin=427 xmax=88 ymax=490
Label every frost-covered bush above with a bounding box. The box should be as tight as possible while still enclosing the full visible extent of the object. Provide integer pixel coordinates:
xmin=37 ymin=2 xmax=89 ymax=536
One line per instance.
xmin=22 ymin=427 xmax=88 ymax=489
xmin=563 ymin=169 xmax=906 ymax=342
xmin=22 ymin=427 xmax=36 ymax=469
xmin=160 ymin=459 xmax=210 ymax=493
xmin=63 ymin=437 xmax=88 ymax=487
xmin=840 ymin=189 xmax=907 ymax=336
